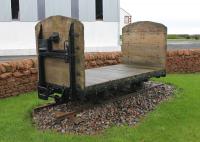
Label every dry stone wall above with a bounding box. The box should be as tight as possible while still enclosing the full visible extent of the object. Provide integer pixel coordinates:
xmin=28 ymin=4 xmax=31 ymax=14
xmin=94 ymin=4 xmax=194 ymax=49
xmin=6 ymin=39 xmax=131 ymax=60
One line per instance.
xmin=167 ymin=49 xmax=200 ymax=73
xmin=0 ymin=50 xmax=200 ymax=98
xmin=0 ymin=59 xmax=38 ymax=98
xmin=85 ymin=50 xmax=200 ymax=73
xmin=85 ymin=52 xmax=122 ymax=69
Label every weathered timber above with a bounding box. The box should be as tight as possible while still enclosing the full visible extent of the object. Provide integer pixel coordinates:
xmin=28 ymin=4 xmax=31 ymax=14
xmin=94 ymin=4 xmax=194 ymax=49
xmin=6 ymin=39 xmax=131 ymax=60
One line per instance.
xmin=35 ymin=16 xmax=85 ymax=98
xmin=85 ymin=64 xmax=165 ymax=94
xmin=122 ymin=21 xmax=167 ymax=69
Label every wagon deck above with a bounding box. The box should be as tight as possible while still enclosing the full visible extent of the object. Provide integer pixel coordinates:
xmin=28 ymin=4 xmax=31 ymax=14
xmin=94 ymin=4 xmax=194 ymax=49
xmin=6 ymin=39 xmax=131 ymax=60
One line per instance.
xmin=85 ymin=64 xmax=164 ymax=90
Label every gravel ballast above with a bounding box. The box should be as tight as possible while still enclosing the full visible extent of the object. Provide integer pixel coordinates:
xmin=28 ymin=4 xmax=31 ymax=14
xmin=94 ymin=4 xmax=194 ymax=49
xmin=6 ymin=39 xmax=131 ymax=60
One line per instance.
xmin=33 ymin=81 xmax=174 ymax=135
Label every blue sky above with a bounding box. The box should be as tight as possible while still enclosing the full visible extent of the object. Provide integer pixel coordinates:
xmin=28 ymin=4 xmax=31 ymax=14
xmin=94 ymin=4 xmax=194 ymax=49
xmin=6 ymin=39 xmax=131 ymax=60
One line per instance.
xmin=121 ymin=0 xmax=200 ymax=34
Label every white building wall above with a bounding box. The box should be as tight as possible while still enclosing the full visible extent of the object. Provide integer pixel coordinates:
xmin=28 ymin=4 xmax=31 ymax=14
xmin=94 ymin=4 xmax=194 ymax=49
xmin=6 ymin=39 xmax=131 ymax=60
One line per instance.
xmin=0 ymin=22 xmax=36 ymax=56
xmin=0 ymin=21 xmax=120 ymax=55
xmin=45 ymin=0 xmax=71 ymax=17
xmin=0 ymin=0 xmax=11 ymax=21
xmin=103 ymin=0 xmax=120 ymax=22
xmin=0 ymin=0 xmax=121 ymax=56
xmin=19 ymin=0 xmax=38 ymax=21
xmin=79 ymin=0 xmax=95 ymax=22
xmin=83 ymin=22 xmax=120 ymax=52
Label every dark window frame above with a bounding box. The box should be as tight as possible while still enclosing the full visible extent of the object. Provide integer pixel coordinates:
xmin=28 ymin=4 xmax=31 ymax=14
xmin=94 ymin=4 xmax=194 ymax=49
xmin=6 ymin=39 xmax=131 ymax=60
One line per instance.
xmin=11 ymin=0 xmax=20 ymax=20
xmin=96 ymin=0 xmax=103 ymax=20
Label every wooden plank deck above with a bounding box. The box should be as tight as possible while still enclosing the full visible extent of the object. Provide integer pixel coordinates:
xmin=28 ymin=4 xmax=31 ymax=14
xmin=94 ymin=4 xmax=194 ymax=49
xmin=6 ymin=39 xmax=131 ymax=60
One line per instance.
xmin=85 ymin=64 xmax=161 ymax=87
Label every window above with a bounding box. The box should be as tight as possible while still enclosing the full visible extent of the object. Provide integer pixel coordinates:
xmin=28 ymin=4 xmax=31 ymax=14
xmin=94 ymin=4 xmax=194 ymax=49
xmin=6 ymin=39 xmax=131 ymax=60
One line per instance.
xmin=11 ymin=0 xmax=19 ymax=20
xmin=96 ymin=0 xmax=103 ymax=20
xmin=124 ymin=16 xmax=132 ymax=24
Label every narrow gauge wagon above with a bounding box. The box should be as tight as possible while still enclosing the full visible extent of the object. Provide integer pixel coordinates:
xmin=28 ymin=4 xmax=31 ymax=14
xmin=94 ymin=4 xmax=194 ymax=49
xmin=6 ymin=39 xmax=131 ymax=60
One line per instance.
xmin=36 ymin=16 xmax=167 ymax=103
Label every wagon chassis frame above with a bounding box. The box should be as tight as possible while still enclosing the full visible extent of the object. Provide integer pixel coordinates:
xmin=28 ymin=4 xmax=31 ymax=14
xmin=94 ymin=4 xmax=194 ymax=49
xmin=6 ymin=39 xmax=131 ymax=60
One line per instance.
xmin=35 ymin=16 xmax=167 ymax=104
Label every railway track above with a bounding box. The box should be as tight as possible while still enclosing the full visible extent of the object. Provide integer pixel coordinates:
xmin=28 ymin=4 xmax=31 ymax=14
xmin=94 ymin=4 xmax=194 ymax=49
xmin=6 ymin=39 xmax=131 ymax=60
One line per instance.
xmin=33 ymin=82 xmax=164 ymax=123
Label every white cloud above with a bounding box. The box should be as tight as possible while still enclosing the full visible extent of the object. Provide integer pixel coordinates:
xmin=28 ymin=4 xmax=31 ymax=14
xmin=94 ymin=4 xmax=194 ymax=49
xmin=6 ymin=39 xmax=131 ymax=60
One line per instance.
xmin=120 ymin=0 xmax=200 ymax=34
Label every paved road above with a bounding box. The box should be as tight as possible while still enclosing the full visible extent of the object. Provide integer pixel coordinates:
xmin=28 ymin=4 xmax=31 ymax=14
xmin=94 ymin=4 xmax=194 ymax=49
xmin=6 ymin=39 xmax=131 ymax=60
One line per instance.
xmin=167 ymin=40 xmax=200 ymax=50
xmin=0 ymin=55 xmax=36 ymax=62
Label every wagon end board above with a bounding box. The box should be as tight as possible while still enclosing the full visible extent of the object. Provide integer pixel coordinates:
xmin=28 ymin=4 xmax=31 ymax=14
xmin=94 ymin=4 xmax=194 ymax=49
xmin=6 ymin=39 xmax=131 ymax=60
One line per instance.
xmin=122 ymin=21 xmax=167 ymax=69
xmin=35 ymin=16 xmax=85 ymax=91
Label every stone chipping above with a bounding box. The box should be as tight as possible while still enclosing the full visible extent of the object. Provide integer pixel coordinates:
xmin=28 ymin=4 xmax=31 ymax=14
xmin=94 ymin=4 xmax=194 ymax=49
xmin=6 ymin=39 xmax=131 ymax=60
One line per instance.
xmin=33 ymin=81 xmax=174 ymax=135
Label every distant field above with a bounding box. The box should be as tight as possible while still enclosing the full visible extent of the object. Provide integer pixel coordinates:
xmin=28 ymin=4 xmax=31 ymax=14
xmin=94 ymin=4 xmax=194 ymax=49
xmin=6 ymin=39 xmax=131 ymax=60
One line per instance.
xmin=167 ymin=34 xmax=200 ymax=40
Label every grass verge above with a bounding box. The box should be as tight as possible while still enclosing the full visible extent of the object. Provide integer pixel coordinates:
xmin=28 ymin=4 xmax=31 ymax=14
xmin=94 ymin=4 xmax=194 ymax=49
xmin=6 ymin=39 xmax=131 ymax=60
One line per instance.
xmin=0 ymin=74 xmax=200 ymax=142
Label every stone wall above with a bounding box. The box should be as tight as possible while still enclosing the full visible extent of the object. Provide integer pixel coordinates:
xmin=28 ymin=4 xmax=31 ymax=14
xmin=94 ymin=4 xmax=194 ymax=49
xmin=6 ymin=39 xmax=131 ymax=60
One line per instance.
xmin=167 ymin=49 xmax=200 ymax=73
xmin=0 ymin=59 xmax=38 ymax=98
xmin=0 ymin=50 xmax=200 ymax=98
xmin=85 ymin=52 xmax=122 ymax=69
xmin=85 ymin=50 xmax=200 ymax=73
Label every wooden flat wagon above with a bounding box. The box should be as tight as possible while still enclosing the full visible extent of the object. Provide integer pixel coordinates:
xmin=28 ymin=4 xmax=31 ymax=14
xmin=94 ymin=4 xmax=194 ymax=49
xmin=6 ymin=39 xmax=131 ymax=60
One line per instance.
xmin=35 ymin=16 xmax=167 ymax=103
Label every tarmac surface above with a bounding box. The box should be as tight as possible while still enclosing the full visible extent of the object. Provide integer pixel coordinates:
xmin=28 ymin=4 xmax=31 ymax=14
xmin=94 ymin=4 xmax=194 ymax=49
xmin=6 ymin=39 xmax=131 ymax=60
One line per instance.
xmin=0 ymin=55 xmax=36 ymax=62
xmin=168 ymin=40 xmax=200 ymax=50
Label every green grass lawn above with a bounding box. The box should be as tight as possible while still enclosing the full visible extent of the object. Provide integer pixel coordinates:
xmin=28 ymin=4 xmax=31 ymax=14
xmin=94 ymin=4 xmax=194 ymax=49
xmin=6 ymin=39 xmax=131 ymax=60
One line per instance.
xmin=0 ymin=74 xmax=200 ymax=142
